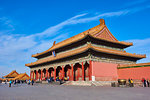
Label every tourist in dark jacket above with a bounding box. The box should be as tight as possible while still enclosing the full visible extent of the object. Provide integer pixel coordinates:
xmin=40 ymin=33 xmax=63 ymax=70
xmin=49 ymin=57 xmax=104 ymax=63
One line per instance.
xmin=147 ymin=79 xmax=149 ymax=87
xmin=143 ymin=78 xmax=147 ymax=87
xmin=31 ymin=79 xmax=34 ymax=85
xmin=128 ymin=78 xmax=131 ymax=87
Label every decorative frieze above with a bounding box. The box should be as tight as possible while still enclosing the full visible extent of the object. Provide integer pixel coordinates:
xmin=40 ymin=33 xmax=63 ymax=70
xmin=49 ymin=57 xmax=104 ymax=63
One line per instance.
xmin=91 ymin=55 xmax=136 ymax=65
xmin=92 ymin=43 xmax=123 ymax=51
xmin=31 ymin=56 xmax=90 ymax=71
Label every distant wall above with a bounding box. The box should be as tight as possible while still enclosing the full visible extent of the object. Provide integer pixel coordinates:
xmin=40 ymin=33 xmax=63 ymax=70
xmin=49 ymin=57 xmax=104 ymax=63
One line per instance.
xmin=118 ymin=66 xmax=150 ymax=80
xmin=92 ymin=61 xmax=118 ymax=81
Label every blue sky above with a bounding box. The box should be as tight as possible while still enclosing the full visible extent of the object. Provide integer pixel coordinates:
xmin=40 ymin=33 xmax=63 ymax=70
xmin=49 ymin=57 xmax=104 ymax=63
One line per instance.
xmin=0 ymin=0 xmax=150 ymax=77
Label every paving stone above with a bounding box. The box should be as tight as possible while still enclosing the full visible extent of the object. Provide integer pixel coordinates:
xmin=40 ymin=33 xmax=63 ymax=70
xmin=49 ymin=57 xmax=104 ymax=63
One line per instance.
xmin=0 ymin=83 xmax=150 ymax=100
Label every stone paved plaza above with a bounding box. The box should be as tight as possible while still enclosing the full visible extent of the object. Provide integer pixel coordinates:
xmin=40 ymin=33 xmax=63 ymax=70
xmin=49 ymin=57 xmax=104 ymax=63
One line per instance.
xmin=0 ymin=83 xmax=150 ymax=100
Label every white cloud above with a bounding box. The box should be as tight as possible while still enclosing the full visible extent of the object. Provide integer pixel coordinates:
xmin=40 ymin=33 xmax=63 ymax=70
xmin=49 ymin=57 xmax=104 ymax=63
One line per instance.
xmin=124 ymin=0 xmax=148 ymax=7
xmin=0 ymin=17 xmax=15 ymax=31
xmin=125 ymin=38 xmax=150 ymax=63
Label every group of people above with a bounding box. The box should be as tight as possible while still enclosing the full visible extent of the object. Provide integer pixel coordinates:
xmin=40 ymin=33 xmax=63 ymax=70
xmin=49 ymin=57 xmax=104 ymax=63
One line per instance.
xmin=141 ymin=78 xmax=149 ymax=87
xmin=128 ymin=79 xmax=134 ymax=87
xmin=128 ymin=78 xmax=150 ymax=87
xmin=27 ymin=79 xmax=34 ymax=85
xmin=47 ymin=76 xmax=69 ymax=85
xmin=47 ymin=77 xmax=54 ymax=83
xmin=8 ymin=80 xmax=26 ymax=87
xmin=5 ymin=79 xmax=34 ymax=87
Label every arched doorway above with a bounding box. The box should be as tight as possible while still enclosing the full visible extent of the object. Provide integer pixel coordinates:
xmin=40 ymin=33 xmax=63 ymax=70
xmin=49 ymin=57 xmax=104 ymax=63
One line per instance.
xmin=56 ymin=66 xmax=62 ymax=78
xmin=74 ymin=63 xmax=82 ymax=81
xmin=42 ymin=68 xmax=46 ymax=80
xmin=48 ymin=67 xmax=54 ymax=78
xmin=64 ymin=65 xmax=71 ymax=80
xmin=34 ymin=70 xmax=36 ymax=80
xmin=38 ymin=69 xmax=41 ymax=81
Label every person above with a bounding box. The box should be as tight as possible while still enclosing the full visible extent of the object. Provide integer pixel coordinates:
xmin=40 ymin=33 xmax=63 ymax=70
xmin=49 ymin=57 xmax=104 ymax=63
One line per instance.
xmin=144 ymin=78 xmax=147 ymax=87
xmin=31 ymin=79 xmax=34 ymax=85
xmin=67 ymin=76 xmax=69 ymax=81
xmin=9 ymin=80 xmax=12 ymax=87
xmin=147 ymin=79 xmax=149 ymax=87
xmin=128 ymin=78 xmax=131 ymax=87
xmin=142 ymin=78 xmax=145 ymax=87
xmin=28 ymin=79 xmax=31 ymax=85
xmin=60 ymin=77 xmax=63 ymax=85
xmin=14 ymin=80 xmax=16 ymax=85
xmin=5 ymin=80 xmax=7 ymax=84
xmin=56 ymin=77 xmax=59 ymax=81
xmin=130 ymin=79 xmax=134 ymax=87
xmin=64 ymin=77 xmax=67 ymax=81
xmin=51 ymin=77 xmax=54 ymax=81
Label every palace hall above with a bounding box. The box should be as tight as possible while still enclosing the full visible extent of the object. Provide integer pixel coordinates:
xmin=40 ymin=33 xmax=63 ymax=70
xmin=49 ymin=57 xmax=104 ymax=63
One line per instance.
xmin=25 ymin=19 xmax=150 ymax=82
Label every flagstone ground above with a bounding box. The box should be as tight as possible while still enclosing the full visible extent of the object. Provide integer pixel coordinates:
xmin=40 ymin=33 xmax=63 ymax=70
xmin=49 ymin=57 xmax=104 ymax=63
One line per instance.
xmin=0 ymin=83 xmax=149 ymax=100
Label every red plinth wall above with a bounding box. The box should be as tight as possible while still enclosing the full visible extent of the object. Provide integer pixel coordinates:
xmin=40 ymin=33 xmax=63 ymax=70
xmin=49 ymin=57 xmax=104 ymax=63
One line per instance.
xmin=118 ymin=66 xmax=150 ymax=80
xmin=92 ymin=61 xmax=118 ymax=81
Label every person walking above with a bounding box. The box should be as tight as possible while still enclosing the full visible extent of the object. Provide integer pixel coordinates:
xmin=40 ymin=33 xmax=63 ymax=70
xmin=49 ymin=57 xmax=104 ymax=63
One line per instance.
xmin=9 ymin=80 xmax=12 ymax=87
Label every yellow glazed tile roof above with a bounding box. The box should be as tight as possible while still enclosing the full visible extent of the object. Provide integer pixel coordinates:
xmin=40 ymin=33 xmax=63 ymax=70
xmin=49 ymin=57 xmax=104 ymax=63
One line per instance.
xmin=4 ymin=70 xmax=19 ymax=78
xmin=26 ymin=44 xmax=145 ymax=67
xmin=119 ymin=62 xmax=150 ymax=68
xmin=32 ymin=19 xmax=133 ymax=58
xmin=13 ymin=73 xmax=29 ymax=80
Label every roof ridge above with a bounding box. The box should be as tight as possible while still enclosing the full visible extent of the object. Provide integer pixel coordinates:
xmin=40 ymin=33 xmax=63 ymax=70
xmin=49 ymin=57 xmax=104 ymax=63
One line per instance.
xmin=32 ymin=19 xmax=133 ymax=58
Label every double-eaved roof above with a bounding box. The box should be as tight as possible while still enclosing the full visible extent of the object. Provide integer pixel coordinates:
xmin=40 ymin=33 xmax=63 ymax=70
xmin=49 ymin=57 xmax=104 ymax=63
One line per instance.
xmin=26 ymin=43 xmax=145 ymax=67
xmin=25 ymin=19 xmax=146 ymax=67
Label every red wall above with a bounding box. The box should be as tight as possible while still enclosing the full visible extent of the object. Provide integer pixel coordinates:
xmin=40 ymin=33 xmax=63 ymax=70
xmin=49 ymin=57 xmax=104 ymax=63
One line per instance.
xmin=118 ymin=67 xmax=150 ymax=80
xmin=92 ymin=61 xmax=118 ymax=81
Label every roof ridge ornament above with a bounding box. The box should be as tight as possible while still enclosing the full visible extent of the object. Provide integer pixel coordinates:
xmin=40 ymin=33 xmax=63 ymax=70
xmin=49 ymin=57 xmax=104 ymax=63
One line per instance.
xmin=99 ymin=19 xmax=105 ymax=25
xmin=53 ymin=41 xmax=56 ymax=46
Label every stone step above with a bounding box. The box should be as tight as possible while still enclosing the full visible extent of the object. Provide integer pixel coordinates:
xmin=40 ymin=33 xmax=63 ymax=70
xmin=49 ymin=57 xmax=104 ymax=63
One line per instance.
xmin=42 ymin=81 xmax=48 ymax=84
xmin=65 ymin=81 xmax=92 ymax=86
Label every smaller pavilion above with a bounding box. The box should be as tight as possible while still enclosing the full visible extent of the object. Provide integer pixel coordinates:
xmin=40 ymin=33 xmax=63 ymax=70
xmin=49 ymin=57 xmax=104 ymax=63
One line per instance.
xmin=3 ymin=70 xmax=29 ymax=81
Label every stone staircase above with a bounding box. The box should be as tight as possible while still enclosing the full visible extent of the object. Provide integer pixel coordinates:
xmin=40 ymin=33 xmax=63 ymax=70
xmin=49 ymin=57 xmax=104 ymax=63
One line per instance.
xmin=63 ymin=81 xmax=117 ymax=86
xmin=91 ymin=81 xmax=116 ymax=86
xmin=63 ymin=81 xmax=92 ymax=86
xmin=40 ymin=80 xmax=118 ymax=86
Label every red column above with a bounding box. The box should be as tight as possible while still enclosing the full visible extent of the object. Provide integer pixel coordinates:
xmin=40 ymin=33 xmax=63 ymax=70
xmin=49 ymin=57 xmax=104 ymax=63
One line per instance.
xmin=30 ymin=71 xmax=32 ymax=79
xmin=54 ymin=68 xmax=56 ymax=81
xmin=36 ymin=71 xmax=38 ymax=80
xmin=51 ymin=70 xmax=53 ymax=77
xmin=62 ymin=66 xmax=64 ymax=80
xmin=82 ymin=62 xmax=84 ymax=81
xmin=71 ymin=64 xmax=74 ymax=81
xmin=89 ymin=60 xmax=92 ymax=81
xmin=41 ymin=70 xmax=43 ymax=81
xmin=46 ymin=69 xmax=48 ymax=78
xmin=33 ymin=71 xmax=34 ymax=80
